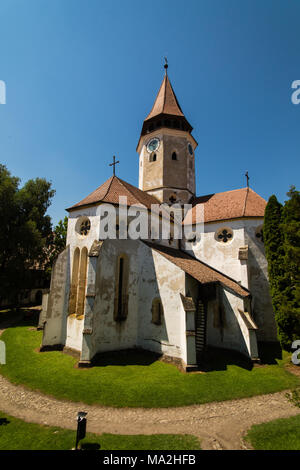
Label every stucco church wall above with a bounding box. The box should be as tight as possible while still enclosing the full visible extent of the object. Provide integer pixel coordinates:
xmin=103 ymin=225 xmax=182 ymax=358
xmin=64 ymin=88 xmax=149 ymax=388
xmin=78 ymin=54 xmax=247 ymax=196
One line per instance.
xmin=65 ymin=315 xmax=85 ymax=351
xmin=136 ymin=243 xmax=187 ymax=363
xmin=89 ymin=239 xmax=140 ymax=356
xmin=41 ymin=247 xmax=70 ymax=348
xmin=185 ymin=219 xmax=247 ymax=286
xmin=244 ymin=220 xmax=277 ymax=342
xmin=67 ymin=206 xmax=100 ymax=253
xmin=206 ymin=287 xmax=249 ymax=357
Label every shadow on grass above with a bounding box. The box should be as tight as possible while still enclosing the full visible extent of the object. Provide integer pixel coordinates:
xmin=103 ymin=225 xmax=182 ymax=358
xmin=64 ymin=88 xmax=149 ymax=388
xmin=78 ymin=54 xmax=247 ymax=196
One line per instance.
xmin=197 ymin=347 xmax=254 ymax=372
xmin=80 ymin=442 xmax=101 ymax=450
xmin=0 ymin=418 xmax=10 ymax=426
xmin=91 ymin=349 xmax=162 ymax=367
xmin=197 ymin=342 xmax=283 ymax=372
xmin=0 ymin=308 xmax=40 ymax=330
xmin=257 ymin=341 xmax=282 ymax=364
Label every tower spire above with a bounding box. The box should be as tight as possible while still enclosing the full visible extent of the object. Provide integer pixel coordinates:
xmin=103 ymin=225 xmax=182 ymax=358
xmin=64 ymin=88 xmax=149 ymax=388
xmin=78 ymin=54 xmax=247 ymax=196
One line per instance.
xmin=137 ymin=63 xmax=193 ymax=145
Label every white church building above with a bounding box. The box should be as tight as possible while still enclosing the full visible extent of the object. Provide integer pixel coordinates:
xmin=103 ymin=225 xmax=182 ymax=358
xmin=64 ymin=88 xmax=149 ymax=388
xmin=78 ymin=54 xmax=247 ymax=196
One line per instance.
xmin=39 ymin=65 xmax=277 ymax=370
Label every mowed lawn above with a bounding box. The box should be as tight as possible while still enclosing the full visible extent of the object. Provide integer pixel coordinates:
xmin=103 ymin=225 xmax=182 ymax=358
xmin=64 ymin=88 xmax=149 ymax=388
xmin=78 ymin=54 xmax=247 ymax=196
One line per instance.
xmin=0 ymin=412 xmax=200 ymax=450
xmin=244 ymin=415 xmax=300 ymax=450
xmin=0 ymin=319 xmax=299 ymax=408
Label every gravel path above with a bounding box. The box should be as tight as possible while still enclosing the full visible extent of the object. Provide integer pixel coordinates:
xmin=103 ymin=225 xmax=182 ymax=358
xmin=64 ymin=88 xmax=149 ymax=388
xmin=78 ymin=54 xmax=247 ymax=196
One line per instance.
xmin=0 ymin=312 xmax=299 ymax=450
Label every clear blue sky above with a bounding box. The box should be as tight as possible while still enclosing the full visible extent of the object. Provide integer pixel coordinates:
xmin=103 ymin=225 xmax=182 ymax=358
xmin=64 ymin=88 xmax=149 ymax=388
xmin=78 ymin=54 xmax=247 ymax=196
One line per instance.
xmin=0 ymin=0 xmax=299 ymax=226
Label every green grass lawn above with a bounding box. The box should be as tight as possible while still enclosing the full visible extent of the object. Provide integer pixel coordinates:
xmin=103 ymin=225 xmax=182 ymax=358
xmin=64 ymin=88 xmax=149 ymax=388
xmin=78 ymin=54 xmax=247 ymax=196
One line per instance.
xmin=244 ymin=414 xmax=300 ymax=450
xmin=0 ymin=412 xmax=200 ymax=450
xmin=0 ymin=319 xmax=298 ymax=408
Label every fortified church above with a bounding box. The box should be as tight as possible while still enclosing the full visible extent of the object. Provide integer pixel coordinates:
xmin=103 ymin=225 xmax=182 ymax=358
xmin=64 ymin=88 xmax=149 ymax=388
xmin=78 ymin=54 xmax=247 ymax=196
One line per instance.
xmin=40 ymin=63 xmax=277 ymax=370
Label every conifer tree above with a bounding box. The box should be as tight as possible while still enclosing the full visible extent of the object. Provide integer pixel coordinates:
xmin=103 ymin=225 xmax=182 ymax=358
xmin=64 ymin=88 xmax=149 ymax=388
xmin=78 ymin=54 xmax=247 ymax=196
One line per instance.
xmin=263 ymin=195 xmax=285 ymax=313
xmin=280 ymin=186 xmax=300 ymax=347
xmin=264 ymin=188 xmax=300 ymax=350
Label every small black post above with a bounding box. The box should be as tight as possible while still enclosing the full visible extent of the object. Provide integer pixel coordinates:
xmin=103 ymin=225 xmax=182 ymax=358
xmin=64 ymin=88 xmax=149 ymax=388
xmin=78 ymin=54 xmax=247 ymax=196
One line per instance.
xmin=75 ymin=411 xmax=87 ymax=450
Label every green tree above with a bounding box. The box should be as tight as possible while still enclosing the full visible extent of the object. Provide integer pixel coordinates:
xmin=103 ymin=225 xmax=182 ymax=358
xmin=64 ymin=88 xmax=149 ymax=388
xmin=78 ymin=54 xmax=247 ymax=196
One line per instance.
xmin=280 ymin=186 xmax=300 ymax=346
xmin=264 ymin=195 xmax=285 ymax=311
xmin=264 ymin=188 xmax=300 ymax=350
xmin=0 ymin=164 xmax=55 ymax=304
xmin=47 ymin=216 xmax=68 ymax=271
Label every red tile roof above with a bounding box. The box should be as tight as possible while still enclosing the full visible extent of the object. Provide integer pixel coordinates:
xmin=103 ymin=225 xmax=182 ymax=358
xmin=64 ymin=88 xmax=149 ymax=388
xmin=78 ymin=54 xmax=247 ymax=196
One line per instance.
xmin=145 ymin=242 xmax=250 ymax=298
xmin=183 ymin=187 xmax=267 ymax=224
xmin=66 ymin=176 xmax=166 ymax=214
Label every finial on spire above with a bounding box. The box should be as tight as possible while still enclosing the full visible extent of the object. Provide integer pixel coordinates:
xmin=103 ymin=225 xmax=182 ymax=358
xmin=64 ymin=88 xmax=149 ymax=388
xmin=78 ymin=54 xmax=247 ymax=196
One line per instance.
xmin=164 ymin=57 xmax=168 ymax=74
xmin=245 ymin=171 xmax=249 ymax=188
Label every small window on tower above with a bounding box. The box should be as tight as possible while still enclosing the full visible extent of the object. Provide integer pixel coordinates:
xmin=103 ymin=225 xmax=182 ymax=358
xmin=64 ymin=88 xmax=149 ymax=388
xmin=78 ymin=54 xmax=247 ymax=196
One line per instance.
xmin=188 ymin=143 xmax=193 ymax=156
xmin=169 ymin=193 xmax=177 ymax=204
xmin=172 ymin=152 xmax=177 ymax=160
xmin=149 ymin=153 xmax=157 ymax=162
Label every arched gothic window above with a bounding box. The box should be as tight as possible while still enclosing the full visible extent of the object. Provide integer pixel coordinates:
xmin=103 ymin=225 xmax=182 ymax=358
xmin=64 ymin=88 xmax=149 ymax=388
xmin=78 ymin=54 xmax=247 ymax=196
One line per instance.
xmin=76 ymin=247 xmax=88 ymax=317
xmin=114 ymin=254 xmax=129 ymax=321
xmin=69 ymin=247 xmax=80 ymax=315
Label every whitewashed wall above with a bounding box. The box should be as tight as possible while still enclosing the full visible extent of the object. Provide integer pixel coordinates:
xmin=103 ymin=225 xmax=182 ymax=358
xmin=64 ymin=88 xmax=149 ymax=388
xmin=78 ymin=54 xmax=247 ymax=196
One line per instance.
xmin=183 ymin=219 xmax=248 ymax=286
xmin=137 ymin=243 xmax=187 ymax=362
xmin=244 ymin=220 xmax=277 ymax=342
xmin=206 ymin=288 xmax=249 ymax=356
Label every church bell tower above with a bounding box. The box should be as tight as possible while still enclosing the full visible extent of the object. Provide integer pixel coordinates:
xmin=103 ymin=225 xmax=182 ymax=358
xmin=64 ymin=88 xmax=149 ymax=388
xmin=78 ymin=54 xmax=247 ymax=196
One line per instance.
xmin=137 ymin=61 xmax=197 ymax=205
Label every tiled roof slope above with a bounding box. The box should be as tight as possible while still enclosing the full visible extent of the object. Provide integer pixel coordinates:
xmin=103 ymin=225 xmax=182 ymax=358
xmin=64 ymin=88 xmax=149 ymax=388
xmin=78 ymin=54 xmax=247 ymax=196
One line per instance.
xmin=66 ymin=176 xmax=163 ymax=212
xmin=145 ymin=73 xmax=185 ymax=121
xmin=184 ymin=187 xmax=267 ymax=224
xmin=145 ymin=242 xmax=250 ymax=298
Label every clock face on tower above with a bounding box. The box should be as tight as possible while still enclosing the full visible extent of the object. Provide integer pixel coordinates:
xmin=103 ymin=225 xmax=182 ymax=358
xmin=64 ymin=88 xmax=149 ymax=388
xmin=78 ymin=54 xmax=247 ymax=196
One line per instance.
xmin=147 ymin=137 xmax=160 ymax=153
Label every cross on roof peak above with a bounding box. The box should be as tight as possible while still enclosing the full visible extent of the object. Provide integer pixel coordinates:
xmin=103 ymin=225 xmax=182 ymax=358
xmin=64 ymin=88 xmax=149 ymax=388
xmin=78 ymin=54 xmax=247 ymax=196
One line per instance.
xmin=109 ymin=156 xmax=120 ymax=176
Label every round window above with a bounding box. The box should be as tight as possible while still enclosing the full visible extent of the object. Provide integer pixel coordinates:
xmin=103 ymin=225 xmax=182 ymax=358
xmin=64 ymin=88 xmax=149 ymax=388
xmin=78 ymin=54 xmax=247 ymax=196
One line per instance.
xmin=216 ymin=227 xmax=233 ymax=243
xmin=255 ymin=226 xmax=264 ymax=243
xmin=76 ymin=217 xmax=91 ymax=237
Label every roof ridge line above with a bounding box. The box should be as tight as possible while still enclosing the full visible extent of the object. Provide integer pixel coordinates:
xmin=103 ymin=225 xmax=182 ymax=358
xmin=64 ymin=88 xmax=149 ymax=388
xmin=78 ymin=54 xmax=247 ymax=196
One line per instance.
xmin=197 ymin=187 xmax=249 ymax=198
xmin=117 ymin=177 xmax=146 ymax=205
xmin=162 ymin=74 xmax=167 ymax=112
xmin=146 ymin=78 xmax=165 ymax=119
xmin=103 ymin=175 xmax=115 ymax=201
xmin=242 ymin=187 xmax=250 ymax=217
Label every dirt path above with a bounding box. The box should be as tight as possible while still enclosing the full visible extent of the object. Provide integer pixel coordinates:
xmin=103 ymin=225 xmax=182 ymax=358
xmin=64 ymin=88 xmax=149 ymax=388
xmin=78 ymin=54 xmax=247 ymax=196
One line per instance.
xmin=0 ymin=313 xmax=299 ymax=450
xmin=0 ymin=373 xmax=299 ymax=450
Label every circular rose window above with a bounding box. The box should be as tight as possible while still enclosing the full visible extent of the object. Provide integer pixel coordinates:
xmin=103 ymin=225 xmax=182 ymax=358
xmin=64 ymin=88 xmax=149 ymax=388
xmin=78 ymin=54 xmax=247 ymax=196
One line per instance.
xmin=80 ymin=219 xmax=91 ymax=236
xmin=216 ymin=227 xmax=233 ymax=243
xmin=76 ymin=217 xmax=91 ymax=237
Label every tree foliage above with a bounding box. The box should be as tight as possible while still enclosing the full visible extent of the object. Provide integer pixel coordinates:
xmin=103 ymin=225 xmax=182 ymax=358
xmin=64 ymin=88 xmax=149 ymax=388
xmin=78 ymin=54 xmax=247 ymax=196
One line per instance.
xmin=47 ymin=216 xmax=68 ymax=272
xmin=0 ymin=164 xmax=55 ymax=303
xmin=264 ymin=186 xmax=300 ymax=350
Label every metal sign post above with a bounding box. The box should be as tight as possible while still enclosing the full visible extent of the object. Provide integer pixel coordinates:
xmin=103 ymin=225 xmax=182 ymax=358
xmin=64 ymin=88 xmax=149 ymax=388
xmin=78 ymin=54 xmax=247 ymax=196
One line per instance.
xmin=75 ymin=411 xmax=87 ymax=450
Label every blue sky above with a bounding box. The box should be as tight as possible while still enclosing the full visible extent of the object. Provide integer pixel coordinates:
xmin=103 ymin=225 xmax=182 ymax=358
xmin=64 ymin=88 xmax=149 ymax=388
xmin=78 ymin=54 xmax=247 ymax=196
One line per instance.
xmin=0 ymin=0 xmax=299 ymax=226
